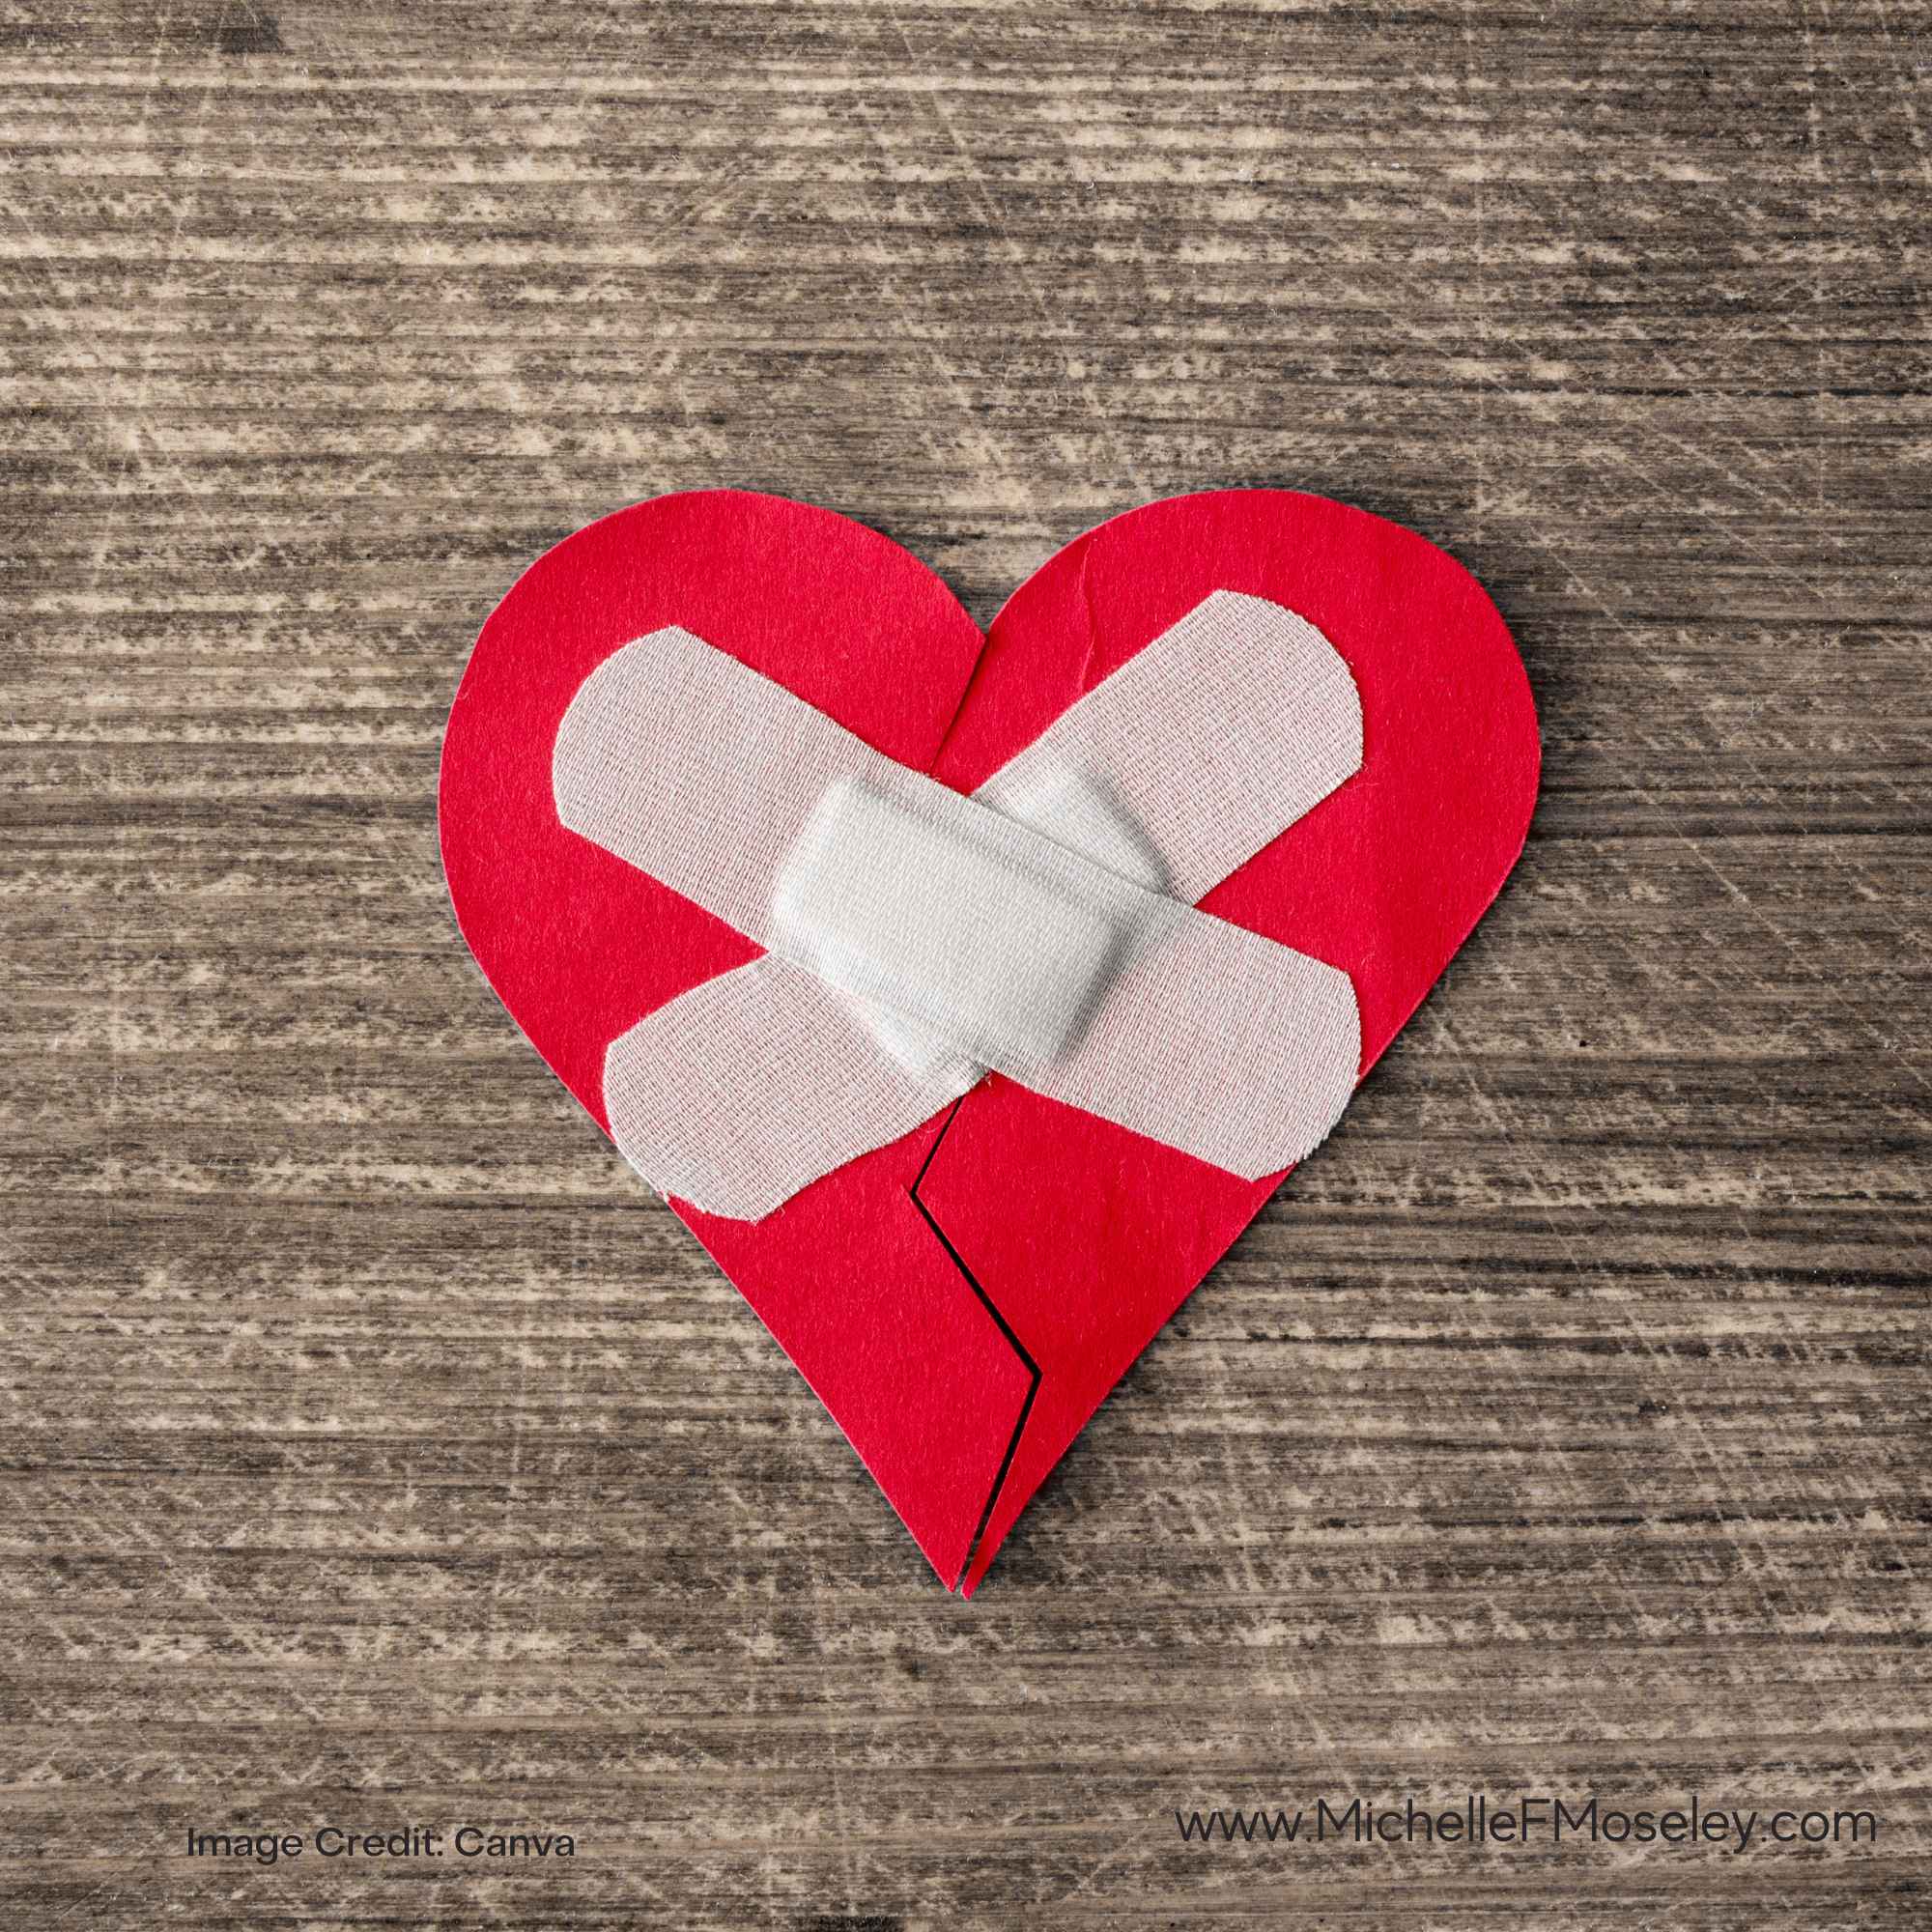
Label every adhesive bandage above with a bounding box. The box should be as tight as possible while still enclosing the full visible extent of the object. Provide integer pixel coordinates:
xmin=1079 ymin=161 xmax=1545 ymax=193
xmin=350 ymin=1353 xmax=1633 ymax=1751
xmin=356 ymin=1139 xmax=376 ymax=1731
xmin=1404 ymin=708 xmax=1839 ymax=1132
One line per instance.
xmin=554 ymin=592 xmax=1365 ymax=1217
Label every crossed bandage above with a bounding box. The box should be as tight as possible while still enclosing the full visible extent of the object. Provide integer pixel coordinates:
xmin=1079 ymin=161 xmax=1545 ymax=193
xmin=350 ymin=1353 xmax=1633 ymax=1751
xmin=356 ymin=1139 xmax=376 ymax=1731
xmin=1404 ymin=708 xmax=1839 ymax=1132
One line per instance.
xmin=554 ymin=591 xmax=1364 ymax=1219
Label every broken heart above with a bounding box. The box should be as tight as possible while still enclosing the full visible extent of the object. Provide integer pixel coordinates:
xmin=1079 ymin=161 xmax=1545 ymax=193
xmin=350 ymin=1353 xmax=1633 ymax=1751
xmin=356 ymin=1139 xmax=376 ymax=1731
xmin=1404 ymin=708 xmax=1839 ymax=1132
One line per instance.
xmin=439 ymin=488 xmax=1539 ymax=1593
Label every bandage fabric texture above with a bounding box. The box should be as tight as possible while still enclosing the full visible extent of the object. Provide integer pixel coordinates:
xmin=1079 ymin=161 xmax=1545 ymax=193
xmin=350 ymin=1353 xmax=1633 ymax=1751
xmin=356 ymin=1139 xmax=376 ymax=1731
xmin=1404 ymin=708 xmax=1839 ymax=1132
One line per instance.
xmin=551 ymin=591 xmax=1365 ymax=1218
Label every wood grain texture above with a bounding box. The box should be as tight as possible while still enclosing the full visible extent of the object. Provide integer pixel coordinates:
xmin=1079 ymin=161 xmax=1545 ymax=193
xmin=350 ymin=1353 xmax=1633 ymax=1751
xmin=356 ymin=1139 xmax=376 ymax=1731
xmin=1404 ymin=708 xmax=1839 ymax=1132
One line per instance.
xmin=2 ymin=1 xmax=1927 ymax=1925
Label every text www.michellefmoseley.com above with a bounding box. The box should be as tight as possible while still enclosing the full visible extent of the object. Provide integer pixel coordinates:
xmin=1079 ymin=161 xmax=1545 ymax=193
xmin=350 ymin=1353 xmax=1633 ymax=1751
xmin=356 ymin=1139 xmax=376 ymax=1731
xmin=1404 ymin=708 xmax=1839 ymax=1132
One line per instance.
xmin=1176 ymin=1796 xmax=1878 ymax=1854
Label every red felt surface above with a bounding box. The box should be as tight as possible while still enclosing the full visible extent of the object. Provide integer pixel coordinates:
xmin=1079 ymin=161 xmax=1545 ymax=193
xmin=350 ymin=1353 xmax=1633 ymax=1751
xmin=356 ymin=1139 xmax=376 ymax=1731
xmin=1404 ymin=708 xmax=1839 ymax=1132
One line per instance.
xmin=439 ymin=488 xmax=1539 ymax=1593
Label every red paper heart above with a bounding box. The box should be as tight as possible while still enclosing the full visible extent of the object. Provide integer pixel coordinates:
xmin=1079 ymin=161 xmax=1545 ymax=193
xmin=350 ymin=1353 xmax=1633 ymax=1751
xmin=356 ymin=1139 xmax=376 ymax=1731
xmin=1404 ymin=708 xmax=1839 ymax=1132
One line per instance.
xmin=440 ymin=489 xmax=1538 ymax=1594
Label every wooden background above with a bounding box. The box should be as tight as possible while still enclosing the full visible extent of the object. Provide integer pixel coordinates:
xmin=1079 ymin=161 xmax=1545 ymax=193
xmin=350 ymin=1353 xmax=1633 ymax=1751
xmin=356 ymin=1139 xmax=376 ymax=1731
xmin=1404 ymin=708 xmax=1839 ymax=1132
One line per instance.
xmin=3 ymin=2 xmax=1927 ymax=1925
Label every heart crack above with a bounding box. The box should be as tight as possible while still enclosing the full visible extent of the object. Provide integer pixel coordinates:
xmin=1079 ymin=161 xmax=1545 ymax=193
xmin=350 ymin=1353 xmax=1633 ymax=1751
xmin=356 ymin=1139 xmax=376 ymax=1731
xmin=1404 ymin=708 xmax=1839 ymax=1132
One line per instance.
xmin=908 ymin=1095 xmax=1041 ymax=1595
